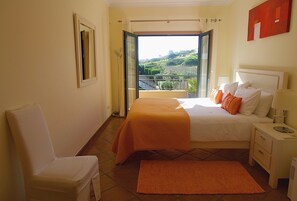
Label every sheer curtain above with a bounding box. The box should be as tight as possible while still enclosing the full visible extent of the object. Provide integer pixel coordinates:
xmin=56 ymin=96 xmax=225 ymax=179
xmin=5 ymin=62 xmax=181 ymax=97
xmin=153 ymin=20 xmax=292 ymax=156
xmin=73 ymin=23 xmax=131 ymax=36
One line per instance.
xmin=117 ymin=19 xmax=131 ymax=117
xmin=204 ymin=19 xmax=220 ymax=92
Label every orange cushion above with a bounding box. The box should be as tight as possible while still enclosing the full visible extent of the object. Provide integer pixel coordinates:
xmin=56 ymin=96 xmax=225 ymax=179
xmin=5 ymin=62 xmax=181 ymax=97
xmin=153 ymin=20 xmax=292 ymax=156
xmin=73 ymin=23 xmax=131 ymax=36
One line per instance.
xmin=221 ymin=93 xmax=231 ymax=109
xmin=210 ymin=89 xmax=223 ymax=104
xmin=215 ymin=90 xmax=223 ymax=104
xmin=221 ymin=93 xmax=242 ymax=115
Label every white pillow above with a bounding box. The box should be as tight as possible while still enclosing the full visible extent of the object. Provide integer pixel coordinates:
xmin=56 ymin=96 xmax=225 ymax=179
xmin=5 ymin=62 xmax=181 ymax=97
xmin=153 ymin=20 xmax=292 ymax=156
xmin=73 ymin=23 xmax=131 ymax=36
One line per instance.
xmin=220 ymin=82 xmax=238 ymax=100
xmin=238 ymin=82 xmax=250 ymax=89
xmin=235 ymin=87 xmax=261 ymax=115
xmin=254 ymin=91 xmax=273 ymax=117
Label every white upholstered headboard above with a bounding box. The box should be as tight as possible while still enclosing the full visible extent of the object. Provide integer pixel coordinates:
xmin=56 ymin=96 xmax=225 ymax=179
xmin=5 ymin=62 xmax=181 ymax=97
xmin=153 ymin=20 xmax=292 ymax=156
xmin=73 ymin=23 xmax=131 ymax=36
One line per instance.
xmin=234 ymin=68 xmax=288 ymax=94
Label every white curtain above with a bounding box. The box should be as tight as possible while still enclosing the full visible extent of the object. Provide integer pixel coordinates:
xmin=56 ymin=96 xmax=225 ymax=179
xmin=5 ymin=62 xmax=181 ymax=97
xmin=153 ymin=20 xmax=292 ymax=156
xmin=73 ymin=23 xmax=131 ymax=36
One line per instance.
xmin=204 ymin=19 xmax=220 ymax=92
xmin=118 ymin=18 xmax=131 ymax=117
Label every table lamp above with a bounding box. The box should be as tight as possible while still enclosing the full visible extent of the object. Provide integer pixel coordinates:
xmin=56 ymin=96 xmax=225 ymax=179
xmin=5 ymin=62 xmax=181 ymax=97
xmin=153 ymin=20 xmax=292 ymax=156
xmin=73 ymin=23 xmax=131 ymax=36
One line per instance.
xmin=272 ymin=89 xmax=297 ymax=133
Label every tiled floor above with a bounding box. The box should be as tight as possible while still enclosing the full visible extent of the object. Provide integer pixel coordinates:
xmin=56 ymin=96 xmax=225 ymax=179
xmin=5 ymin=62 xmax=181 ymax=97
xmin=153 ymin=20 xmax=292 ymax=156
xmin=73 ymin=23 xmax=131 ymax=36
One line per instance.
xmin=81 ymin=117 xmax=291 ymax=201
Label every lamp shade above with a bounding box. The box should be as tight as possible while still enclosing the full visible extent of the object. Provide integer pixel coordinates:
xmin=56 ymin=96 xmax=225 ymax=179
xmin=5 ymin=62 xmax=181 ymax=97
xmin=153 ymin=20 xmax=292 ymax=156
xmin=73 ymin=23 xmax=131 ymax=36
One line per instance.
xmin=272 ymin=89 xmax=297 ymax=111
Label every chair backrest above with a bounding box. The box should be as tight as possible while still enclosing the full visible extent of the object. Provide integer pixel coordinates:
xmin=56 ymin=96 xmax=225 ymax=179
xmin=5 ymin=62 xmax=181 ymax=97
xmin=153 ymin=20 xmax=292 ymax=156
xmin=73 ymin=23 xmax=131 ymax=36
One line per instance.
xmin=6 ymin=104 xmax=56 ymax=177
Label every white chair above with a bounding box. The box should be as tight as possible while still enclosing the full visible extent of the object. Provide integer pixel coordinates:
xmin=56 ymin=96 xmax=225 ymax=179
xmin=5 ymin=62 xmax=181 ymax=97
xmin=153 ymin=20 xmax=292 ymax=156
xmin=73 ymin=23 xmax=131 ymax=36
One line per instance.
xmin=6 ymin=104 xmax=101 ymax=201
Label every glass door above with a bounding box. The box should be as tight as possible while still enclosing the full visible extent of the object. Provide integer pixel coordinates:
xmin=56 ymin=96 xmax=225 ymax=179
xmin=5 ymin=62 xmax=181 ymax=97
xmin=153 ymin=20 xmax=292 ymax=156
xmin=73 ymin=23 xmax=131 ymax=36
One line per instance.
xmin=124 ymin=31 xmax=138 ymax=115
xmin=197 ymin=31 xmax=212 ymax=97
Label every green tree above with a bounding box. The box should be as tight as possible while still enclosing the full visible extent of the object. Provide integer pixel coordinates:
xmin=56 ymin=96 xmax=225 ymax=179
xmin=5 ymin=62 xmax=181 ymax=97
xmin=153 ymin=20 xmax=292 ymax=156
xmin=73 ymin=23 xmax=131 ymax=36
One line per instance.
xmin=184 ymin=54 xmax=198 ymax=66
xmin=166 ymin=58 xmax=184 ymax=66
xmin=167 ymin=50 xmax=177 ymax=59
xmin=145 ymin=62 xmax=158 ymax=68
xmin=161 ymin=81 xmax=173 ymax=90
xmin=188 ymin=78 xmax=197 ymax=94
xmin=138 ymin=64 xmax=145 ymax=75
xmin=150 ymin=68 xmax=160 ymax=75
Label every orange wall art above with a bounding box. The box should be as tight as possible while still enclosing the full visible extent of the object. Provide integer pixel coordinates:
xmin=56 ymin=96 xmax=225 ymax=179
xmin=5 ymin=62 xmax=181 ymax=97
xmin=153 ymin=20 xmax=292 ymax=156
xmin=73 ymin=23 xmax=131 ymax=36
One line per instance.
xmin=247 ymin=0 xmax=292 ymax=41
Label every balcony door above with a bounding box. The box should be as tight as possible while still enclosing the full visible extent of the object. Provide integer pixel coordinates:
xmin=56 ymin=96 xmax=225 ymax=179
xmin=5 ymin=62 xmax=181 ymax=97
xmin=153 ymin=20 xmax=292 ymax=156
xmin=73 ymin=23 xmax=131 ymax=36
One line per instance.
xmin=124 ymin=31 xmax=138 ymax=115
xmin=197 ymin=30 xmax=212 ymax=97
xmin=123 ymin=31 xmax=212 ymax=114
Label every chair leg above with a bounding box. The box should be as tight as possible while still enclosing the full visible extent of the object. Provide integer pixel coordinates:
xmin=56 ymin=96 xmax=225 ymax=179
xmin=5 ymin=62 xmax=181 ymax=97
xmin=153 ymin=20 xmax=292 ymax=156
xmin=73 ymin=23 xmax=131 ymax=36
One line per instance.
xmin=92 ymin=173 xmax=101 ymax=200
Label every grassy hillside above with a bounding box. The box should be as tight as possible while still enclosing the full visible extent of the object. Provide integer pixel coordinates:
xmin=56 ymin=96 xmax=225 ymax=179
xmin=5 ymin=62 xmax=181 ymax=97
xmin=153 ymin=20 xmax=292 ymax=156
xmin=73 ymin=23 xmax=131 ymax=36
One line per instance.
xmin=138 ymin=49 xmax=198 ymax=93
xmin=139 ymin=49 xmax=198 ymax=76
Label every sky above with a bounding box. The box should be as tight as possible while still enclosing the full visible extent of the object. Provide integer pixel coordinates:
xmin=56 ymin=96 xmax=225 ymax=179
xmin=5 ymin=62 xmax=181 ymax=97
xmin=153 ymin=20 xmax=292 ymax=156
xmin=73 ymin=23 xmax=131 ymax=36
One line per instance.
xmin=138 ymin=36 xmax=199 ymax=60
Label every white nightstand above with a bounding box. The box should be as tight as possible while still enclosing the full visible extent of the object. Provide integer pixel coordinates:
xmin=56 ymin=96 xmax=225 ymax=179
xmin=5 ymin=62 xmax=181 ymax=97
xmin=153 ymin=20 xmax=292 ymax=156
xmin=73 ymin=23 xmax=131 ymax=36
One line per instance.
xmin=249 ymin=123 xmax=297 ymax=188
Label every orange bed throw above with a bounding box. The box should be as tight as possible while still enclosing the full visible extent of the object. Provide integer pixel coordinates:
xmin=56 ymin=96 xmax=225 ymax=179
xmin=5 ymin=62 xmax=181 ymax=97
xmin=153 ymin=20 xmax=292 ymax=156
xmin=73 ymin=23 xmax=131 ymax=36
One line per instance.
xmin=112 ymin=98 xmax=190 ymax=164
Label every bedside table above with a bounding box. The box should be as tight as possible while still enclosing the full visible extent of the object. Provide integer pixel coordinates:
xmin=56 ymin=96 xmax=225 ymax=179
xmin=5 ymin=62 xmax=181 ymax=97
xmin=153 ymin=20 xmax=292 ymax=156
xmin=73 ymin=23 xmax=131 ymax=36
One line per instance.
xmin=249 ymin=123 xmax=297 ymax=188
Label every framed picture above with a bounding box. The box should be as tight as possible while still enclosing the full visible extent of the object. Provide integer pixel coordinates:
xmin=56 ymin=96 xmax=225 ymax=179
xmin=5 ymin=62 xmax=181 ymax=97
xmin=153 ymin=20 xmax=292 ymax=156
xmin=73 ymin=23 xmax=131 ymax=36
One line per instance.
xmin=73 ymin=13 xmax=97 ymax=87
xmin=248 ymin=0 xmax=292 ymax=41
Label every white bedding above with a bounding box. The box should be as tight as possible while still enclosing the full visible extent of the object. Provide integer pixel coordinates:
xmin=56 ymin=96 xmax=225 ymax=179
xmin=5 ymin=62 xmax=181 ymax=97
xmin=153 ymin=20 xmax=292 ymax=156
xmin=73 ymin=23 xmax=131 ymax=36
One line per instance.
xmin=178 ymin=98 xmax=272 ymax=142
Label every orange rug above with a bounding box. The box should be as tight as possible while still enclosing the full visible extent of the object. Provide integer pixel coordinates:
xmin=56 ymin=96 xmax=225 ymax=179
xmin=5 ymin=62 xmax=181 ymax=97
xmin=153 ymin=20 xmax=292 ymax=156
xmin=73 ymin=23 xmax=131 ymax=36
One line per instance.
xmin=137 ymin=160 xmax=264 ymax=195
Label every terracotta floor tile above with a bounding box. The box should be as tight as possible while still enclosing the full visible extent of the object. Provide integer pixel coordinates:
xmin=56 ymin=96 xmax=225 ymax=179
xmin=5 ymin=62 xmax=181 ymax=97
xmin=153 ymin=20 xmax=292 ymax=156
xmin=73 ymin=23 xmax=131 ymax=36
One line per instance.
xmin=101 ymin=186 xmax=135 ymax=201
xmin=188 ymin=148 xmax=213 ymax=159
xmin=129 ymin=197 xmax=142 ymax=201
xmin=174 ymin=154 xmax=201 ymax=161
xmin=125 ymin=151 xmax=159 ymax=162
xmin=100 ymin=174 xmax=117 ymax=192
xmin=215 ymin=149 xmax=248 ymax=160
xmin=204 ymin=154 xmax=228 ymax=161
xmin=179 ymin=194 xmax=222 ymax=201
xmin=220 ymin=193 xmax=269 ymax=201
xmin=80 ymin=117 xmax=292 ymax=201
xmin=200 ymin=148 xmax=222 ymax=154
xmin=107 ymin=161 xmax=140 ymax=182
xmin=120 ymin=178 xmax=139 ymax=195
xmin=99 ymin=158 xmax=117 ymax=174
xmin=102 ymin=132 xmax=116 ymax=143
xmin=98 ymin=151 xmax=115 ymax=163
xmin=144 ymin=152 xmax=168 ymax=160
xmin=83 ymin=146 xmax=100 ymax=157
xmin=94 ymin=139 xmax=113 ymax=152
xmin=137 ymin=194 xmax=180 ymax=201
xmin=154 ymin=149 xmax=185 ymax=159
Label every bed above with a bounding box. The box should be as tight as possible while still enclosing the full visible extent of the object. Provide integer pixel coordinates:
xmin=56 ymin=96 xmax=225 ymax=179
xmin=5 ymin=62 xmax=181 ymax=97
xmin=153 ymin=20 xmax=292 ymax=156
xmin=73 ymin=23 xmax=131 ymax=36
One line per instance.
xmin=189 ymin=68 xmax=288 ymax=149
xmin=112 ymin=69 xmax=288 ymax=164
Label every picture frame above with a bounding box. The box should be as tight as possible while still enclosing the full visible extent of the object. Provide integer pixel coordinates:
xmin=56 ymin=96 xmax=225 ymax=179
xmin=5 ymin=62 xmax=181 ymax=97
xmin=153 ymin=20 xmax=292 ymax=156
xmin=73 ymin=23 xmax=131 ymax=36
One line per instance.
xmin=247 ymin=0 xmax=292 ymax=41
xmin=73 ymin=13 xmax=97 ymax=87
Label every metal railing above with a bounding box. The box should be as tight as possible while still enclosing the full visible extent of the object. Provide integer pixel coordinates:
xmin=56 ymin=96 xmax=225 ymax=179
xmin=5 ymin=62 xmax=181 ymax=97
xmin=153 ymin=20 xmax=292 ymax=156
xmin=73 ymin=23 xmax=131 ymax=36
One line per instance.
xmin=139 ymin=74 xmax=196 ymax=91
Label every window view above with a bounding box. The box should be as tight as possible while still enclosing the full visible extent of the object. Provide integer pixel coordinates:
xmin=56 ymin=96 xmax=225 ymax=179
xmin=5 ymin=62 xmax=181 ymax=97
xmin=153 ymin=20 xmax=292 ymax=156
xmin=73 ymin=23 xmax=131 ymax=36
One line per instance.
xmin=138 ymin=36 xmax=199 ymax=98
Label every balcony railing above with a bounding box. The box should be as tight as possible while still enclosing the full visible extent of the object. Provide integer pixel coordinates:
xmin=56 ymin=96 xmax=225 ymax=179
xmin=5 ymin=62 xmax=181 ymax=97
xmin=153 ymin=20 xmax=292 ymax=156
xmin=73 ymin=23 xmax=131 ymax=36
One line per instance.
xmin=139 ymin=75 xmax=196 ymax=90
xmin=138 ymin=74 xmax=197 ymax=98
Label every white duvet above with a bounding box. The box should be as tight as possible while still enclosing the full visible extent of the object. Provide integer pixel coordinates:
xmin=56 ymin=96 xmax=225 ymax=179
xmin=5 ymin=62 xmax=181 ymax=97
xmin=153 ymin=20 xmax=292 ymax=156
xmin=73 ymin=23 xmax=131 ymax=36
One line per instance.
xmin=178 ymin=98 xmax=272 ymax=142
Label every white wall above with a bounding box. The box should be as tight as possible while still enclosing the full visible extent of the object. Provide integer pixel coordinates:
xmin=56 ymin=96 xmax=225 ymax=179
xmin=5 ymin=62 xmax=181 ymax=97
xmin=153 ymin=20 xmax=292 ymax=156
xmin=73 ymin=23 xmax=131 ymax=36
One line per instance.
xmin=226 ymin=0 xmax=297 ymax=127
xmin=0 ymin=0 xmax=111 ymax=200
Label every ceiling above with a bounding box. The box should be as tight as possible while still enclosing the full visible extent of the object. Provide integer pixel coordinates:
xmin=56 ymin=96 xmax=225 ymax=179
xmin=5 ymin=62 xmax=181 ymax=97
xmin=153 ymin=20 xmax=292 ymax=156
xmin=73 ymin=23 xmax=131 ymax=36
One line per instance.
xmin=106 ymin=0 xmax=234 ymax=7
